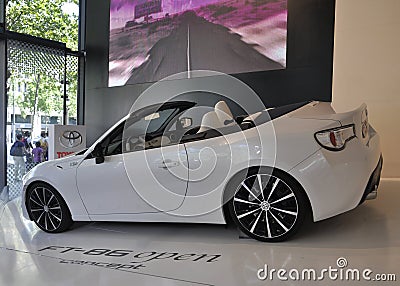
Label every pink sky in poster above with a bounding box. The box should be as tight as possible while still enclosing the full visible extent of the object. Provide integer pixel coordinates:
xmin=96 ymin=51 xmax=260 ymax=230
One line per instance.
xmin=110 ymin=0 xmax=286 ymax=29
xmin=109 ymin=0 xmax=288 ymax=86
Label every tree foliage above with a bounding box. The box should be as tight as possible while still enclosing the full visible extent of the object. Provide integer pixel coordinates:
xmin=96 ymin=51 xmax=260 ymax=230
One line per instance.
xmin=6 ymin=0 xmax=79 ymax=128
xmin=10 ymin=74 xmax=63 ymax=118
xmin=6 ymin=0 xmax=79 ymax=50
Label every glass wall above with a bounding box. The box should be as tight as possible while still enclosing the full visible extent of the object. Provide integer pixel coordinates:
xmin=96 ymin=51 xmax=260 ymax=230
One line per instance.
xmin=1 ymin=0 xmax=83 ymax=197
xmin=6 ymin=0 xmax=79 ymax=50
xmin=5 ymin=0 xmax=80 ymax=138
xmin=1 ymin=0 xmax=6 ymax=195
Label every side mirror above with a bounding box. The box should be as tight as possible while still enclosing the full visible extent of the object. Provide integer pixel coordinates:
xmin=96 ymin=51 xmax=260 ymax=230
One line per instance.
xmin=180 ymin=117 xmax=193 ymax=129
xmin=92 ymin=145 xmax=105 ymax=164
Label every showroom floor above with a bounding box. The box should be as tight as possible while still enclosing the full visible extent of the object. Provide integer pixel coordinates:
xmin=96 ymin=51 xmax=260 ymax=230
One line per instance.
xmin=0 ymin=180 xmax=399 ymax=286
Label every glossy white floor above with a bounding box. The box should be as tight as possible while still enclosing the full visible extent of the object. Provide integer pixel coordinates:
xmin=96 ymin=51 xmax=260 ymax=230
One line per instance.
xmin=0 ymin=180 xmax=399 ymax=286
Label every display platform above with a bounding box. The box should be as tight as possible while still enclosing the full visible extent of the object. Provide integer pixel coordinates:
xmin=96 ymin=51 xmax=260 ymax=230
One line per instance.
xmin=0 ymin=181 xmax=399 ymax=286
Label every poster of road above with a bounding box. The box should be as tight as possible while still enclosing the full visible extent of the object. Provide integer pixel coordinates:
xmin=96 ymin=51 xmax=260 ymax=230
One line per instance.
xmin=109 ymin=0 xmax=288 ymax=87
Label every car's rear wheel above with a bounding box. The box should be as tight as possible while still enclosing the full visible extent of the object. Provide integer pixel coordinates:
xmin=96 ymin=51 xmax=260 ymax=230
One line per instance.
xmin=26 ymin=183 xmax=73 ymax=233
xmin=228 ymin=168 xmax=309 ymax=242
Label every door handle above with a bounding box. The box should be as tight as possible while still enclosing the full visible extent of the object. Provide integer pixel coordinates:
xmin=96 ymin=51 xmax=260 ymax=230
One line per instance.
xmin=158 ymin=160 xmax=180 ymax=169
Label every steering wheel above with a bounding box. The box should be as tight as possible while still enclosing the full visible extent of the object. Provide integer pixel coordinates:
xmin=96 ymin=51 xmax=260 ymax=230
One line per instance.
xmin=125 ymin=135 xmax=145 ymax=152
xmin=184 ymin=126 xmax=200 ymax=136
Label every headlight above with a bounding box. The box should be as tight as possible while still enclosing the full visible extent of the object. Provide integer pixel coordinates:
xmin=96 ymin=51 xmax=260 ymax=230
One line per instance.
xmin=315 ymin=125 xmax=356 ymax=151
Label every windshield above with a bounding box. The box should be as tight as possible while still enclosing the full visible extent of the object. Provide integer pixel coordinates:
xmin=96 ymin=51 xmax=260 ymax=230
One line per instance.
xmin=75 ymin=148 xmax=88 ymax=155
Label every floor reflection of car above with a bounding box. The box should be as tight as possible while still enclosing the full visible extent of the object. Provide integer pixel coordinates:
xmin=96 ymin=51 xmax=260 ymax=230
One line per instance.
xmin=22 ymin=100 xmax=382 ymax=242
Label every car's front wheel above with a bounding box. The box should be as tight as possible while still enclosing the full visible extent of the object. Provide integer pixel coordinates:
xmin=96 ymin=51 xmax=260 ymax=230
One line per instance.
xmin=26 ymin=183 xmax=73 ymax=233
xmin=228 ymin=168 xmax=309 ymax=242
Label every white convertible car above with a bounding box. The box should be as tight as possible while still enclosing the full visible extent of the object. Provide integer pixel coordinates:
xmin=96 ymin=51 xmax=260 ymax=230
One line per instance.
xmin=22 ymin=101 xmax=382 ymax=242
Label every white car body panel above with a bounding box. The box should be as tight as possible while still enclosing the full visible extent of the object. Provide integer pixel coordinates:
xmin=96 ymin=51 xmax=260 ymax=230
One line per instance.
xmin=76 ymin=144 xmax=188 ymax=216
xmin=22 ymin=155 xmax=90 ymax=221
xmin=22 ymin=101 xmax=382 ymax=226
xmin=290 ymin=131 xmax=381 ymax=221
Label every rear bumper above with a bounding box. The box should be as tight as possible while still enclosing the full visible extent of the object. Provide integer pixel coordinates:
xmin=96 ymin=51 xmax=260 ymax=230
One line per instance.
xmin=289 ymin=130 xmax=381 ymax=222
xmin=359 ymin=155 xmax=383 ymax=204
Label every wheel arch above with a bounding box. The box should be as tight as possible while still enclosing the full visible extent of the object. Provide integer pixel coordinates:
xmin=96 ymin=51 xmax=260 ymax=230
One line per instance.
xmin=25 ymin=180 xmax=55 ymax=200
xmin=25 ymin=180 xmax=68 ymax=221
xmin=25 ymin=180 xmax=74 ymax=232
xmin=222 ymin=165 xmax=314 ymax=225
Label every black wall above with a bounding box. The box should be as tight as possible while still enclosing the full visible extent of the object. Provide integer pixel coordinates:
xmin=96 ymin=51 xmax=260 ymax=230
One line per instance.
xmin=236 ymin=0 xmax=336 ymax=106
xmin=84 ymin=0 xmax=336 ymax=143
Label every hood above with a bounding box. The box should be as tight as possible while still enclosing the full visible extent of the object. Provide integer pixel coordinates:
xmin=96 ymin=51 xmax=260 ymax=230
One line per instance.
xmin=23 ymin=153 xmax=87 ymax=186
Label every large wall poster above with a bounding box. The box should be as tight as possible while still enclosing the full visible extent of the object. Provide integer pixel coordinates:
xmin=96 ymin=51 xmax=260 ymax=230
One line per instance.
xmin=109 ymin=0 xmax=288 ymax=87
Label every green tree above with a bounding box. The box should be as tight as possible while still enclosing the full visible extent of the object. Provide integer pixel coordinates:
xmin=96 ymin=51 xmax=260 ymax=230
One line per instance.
xmin=11 ymin=74 xmax=64 ymax=118
xmin=6 ymin=0 xmax=79 ymax=50
xmin=6 ymin=0 xmax=79 ymax=134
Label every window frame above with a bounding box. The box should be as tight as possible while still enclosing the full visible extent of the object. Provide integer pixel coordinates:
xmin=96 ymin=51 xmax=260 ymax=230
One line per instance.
xmin=91 ymin=101 xmax=196 ymax=158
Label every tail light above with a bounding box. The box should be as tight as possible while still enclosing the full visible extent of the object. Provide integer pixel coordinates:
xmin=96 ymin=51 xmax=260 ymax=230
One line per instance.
xmin=315 ymin=125 xmax=356 ymax=151
xmin=361 ymin=109 xmax=369 ymax=139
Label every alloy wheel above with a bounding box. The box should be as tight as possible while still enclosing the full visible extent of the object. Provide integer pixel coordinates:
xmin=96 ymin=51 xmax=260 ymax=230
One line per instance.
xmin=28 ymin=186 xmax=63 ymax=232
xmin=233 ymin=173 xmax=299 ymax=239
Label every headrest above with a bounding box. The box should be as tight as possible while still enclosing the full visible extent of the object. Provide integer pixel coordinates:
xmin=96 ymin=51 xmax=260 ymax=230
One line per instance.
xmin=215 ymin=101 xmax=234 ymax=125
xmin=198 ymin=111 xmax=224 ymax=133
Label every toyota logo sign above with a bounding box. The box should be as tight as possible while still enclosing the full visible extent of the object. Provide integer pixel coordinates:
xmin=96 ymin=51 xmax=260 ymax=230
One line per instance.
xmin=59 ymin=130 xmax=83 ymax=149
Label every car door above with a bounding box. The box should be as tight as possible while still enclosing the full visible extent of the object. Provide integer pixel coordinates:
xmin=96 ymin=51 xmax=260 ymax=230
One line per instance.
xmin=173 ymin=105 xmax=249 ymax=218
xmin=76 ymin=106 xmax=189 ymax=215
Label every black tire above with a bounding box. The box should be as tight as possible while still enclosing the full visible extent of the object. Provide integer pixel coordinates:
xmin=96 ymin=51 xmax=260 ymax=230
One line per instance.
xmin=227 ymin=167 xmax=309 ymax=242
xmin=26 ymin=182 xmax=73 ymax=233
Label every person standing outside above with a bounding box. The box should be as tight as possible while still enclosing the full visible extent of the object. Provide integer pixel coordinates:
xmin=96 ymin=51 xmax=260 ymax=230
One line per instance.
xmin=23 ymin=131 xmax=33 ymax=164
xmin=10 ymin=134 xmax=26 ymax=181
xmin=24 ymin=131 xmax=33 ymax=150
xmin=39 ymin=131 xmax=49 ymax=161
xmin=32 ymin=141 xmax=44 ymax=165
